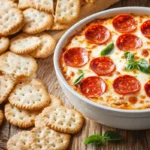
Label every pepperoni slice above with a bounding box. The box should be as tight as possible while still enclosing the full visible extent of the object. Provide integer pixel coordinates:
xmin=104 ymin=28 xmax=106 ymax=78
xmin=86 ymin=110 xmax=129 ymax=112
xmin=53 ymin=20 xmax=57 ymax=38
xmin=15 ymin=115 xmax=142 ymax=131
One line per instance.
xmin=116 ymin=34 xmax=142 ymax=51
xmin=85 ymin=24 xmax=110 ymax=45
xmin=90 ymin=57 xmax=115 ymax=76
xmin=80 ymin=76 xmax=106 ymax=98
xmin=113 ymin=14 xmax=137 ymax=33
xmin=63 ymin=47 xmax=88 ymax=67
xmin=141 ymin=20 xmax=150 ymax=38
xmin=113 ymin=75 xmax=141 ymax=95
xmin=144 ymin=80 xmax=150 ymax=97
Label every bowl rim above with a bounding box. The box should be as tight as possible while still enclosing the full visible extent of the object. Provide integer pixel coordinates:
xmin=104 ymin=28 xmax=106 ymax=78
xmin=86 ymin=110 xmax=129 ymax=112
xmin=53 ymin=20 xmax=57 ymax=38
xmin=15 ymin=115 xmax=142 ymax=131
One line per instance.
xmin=54 ymin=6 xmax=150 ymax=114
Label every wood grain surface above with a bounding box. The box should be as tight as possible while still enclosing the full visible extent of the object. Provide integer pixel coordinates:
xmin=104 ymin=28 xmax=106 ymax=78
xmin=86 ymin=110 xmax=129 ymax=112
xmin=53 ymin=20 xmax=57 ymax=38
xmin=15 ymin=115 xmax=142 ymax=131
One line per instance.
xmin=1 ymin=0 xmax=150 ymax=150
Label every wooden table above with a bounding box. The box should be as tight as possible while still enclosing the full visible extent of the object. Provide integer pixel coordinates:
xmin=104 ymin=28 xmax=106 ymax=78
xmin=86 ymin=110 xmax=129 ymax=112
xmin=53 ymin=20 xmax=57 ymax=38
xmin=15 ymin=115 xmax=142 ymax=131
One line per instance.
xmin=1 ymin=0 xmax=150 ymax=150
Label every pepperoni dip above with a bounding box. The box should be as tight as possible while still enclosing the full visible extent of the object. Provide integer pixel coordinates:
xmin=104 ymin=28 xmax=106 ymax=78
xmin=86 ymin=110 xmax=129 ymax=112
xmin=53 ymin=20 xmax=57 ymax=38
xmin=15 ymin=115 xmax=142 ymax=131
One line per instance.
xmin=60 ymin=14 xmax=150 ymax=110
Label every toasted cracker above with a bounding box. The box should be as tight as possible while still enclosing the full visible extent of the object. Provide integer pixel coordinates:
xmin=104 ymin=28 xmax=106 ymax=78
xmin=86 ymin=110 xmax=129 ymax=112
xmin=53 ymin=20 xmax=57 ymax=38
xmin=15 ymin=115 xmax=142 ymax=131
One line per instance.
xmin=0 ymin=110 xmax=4 ymax=126
xmin=10 ymin=33 xmax=41 ymax=54
xmin=31 ymin=127 xmax=70 ymax=150
xmin=55 ymin=0 xmax=80 ymax=24
xmin=0 ymin=37 xmax=9 ymax=54
xmin=51 ymin=22 xmax=71 ymax=30
xmin=9 ymin=79 xmax=50 ymax=111
xmin=0 ymin=52 xmax=38 ymax=79
xmin=0 ymin=0 xmax=17 ymax=10
xmin=0 ymin=8 xmax=24 ymax=36
xmin=31 ymin=0 xmax=54 ymax=13
xmin=85 ymin=0 xmax=96 ymax=3
xmin=35 ymin=94 xmax=63 ymax=127
xmin=18 ymin=0 xmax=32 ymax=9
xmin=30 ymin=33 xmax=56 ymax=58
xmin=23 ymin=8 xmax=54 ymax=34
xmin=7 ymin=131 xmax=32 ymax=150
xmin=43 ymin=106 xmax=84 ymax=134
xmin=5 ymin=103 xmax=40 ymax=128
xmin=0 ymin=75 xmax=16 ymax=104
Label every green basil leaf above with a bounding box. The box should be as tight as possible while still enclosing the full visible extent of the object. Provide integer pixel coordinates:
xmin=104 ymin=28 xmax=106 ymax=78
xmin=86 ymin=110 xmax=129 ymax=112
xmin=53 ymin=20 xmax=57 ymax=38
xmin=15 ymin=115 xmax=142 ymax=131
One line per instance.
xmin=137 ymin=59 xmax=150 ymax=74
xmin=84 ymin=134 xmax=105 ymax=145
xmin=104 ymin=131 xmax=123 ymax=141
xmin=100 ymin=43 xmax=114 ymax=56
xmin=124 ymin=52 xmax=135 ymax=63
xmin=74 ymin=74 xmax=84 ymax=85
xmin=125 ymin=63 xmax=137 ymax=70
xmin=78 ymin=69 xmax=83 ymax=73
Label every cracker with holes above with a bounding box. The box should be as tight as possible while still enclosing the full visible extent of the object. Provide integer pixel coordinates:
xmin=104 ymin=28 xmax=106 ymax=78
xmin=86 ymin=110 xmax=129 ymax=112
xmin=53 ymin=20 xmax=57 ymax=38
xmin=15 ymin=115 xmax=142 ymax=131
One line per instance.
xmin=55 ymin=0 xmax=80 ymax=24
xmin=23 ymin=8 xmax=53 ymax=34
xmin=18 ymin=0 xmax=32 ymax=9
xmin=7 ymin=131 xmax=32 ymax=150
xmin=0 ymin=8 xmax=24 ymax=36
xmin=31 ymin=0 xmax=54 ymax=13
xmin=0 ymin=110 xmax=4 ymax=126
xmin=10 ymin=33 xmax=41 ymax=54
xmin=31 ymin=127 xmax=70 ymax=150
xmin=30 ymin=33 xmax=56 ymax=58
xmin=8 ymin=79 xmax=50 ymax=111
xmin=0 ymin=37 xmax=9 ymax=54
xmin=5 ymin=103 xmax=39 ymax=128
xmin=35 ymin=94 xmax=63 ymax=127
xmin=0 ymin=0 xmax=17 ymax=10
xmin=0 ymin=75 xmax=15 ymax=104
xmin=42 ymin=106 xmax=84 ymax=134
xmin=51 ymin=22 xmax=71 ymax=30
xmin=0 ymin=52 xmax=38 ymax=79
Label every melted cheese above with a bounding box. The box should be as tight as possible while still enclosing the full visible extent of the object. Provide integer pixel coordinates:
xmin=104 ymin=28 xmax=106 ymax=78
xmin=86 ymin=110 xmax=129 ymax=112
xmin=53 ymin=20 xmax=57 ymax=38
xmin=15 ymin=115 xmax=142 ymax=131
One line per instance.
xmin=61 ymin=15 xmax=150 ymax=110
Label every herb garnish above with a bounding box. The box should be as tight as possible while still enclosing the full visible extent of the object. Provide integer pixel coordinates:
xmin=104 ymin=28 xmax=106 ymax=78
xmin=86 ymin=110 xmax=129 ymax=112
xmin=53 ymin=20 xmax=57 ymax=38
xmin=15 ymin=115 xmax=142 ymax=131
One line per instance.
xmin=124 ymin=52 xmax=150 ymax=74
xmin=100 ymin=43 xmax=114 ymax=56
xmin=84 ymin=131 xmax=123 ymax=145
xmin=74 ymin=69 xmax=84 ymax=85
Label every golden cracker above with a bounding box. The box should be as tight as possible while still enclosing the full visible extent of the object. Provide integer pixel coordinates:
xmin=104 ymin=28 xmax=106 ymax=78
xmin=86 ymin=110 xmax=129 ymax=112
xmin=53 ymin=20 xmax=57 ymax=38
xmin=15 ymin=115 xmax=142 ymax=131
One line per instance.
xmin=18 ymin=0 xmax=32 ymax=9
xmin=9 ymin=79 xmax=50 ymax=111
xmin=0 ymin=75 xmax=16 ymax=104
xmin=35 ymin=94 xmax=63 ymax=127
xmin=0 ymin=0 xmax=17 ymax=10
xmin=5 ymin=103 xmax=40 ymax=128
xmin=23 ymin=8 xmax=54 ymax=34
xmin=31 ymin=0 xmax=54 ymax=13
xmin=55 ymin=0 xmax=80 ymax=24
xmin=10 ymin=33 xmax=41 ymax=54
xmin=43 ymin=106 xmax=84 ymax=134
xmin=0 ymin=52 xmax=38 ymax=79
xmin=0 ymin=110 xmax=4 ymax=126
xmin=0 ymin=8 xmax=24 ymax=36
xmin=51 ymin=22 xmax=71 ymax=30
xmin=31 ymin=127 xmax=71 ymax=150
xmin=0 ymin=37 xmax=9 ymax=54
xmin=7 ymin=131 xmax=32 ymax=150
xmin=30 ymin=32 xmax=56 ymax=58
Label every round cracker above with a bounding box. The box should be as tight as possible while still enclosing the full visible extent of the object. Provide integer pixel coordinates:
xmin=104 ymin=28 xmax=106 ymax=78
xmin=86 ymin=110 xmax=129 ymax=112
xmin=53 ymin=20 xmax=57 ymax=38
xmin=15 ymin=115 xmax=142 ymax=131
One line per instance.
xmin=0 ymin=75 xmax=16 ymax=104
xmin=10 ymin=33 xmax=41 ymax=54
xmin=0 ymin=8 xmax=24 ymax=36
xmin=23 ymin=8 xmax=53 ymax=34
xmin=8 ymin=79 xmax=50 ymax=111
xmin=0 ymin=52 xmax=38 ymax=79
xmin=35 ymin=94 xmax=63 ymax=128
xmin=30 ymin=33 xmax=56 ymax=58
xmin=0 ymin=37 xmax=9 ymax=54
xmin=31 ymin=127 xmax=70 ymax=150
xmin=42 ymin=106 xmax=84 ymax=134
xmin=0 ymin=0 xmax=17 ymax=10
xmin=0 ymin=110 xmax=4 ymax=126
xmin=7 ymin=131 xmax=32 ymax=150
xmin=5 ymin=103 xmax=39 ymax=128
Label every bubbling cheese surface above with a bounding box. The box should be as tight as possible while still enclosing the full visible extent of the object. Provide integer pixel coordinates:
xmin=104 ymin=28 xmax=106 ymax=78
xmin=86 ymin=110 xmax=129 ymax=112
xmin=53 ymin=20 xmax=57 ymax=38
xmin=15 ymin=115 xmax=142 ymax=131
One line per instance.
xmin=60 ymin=14 xmax=150 ymax=110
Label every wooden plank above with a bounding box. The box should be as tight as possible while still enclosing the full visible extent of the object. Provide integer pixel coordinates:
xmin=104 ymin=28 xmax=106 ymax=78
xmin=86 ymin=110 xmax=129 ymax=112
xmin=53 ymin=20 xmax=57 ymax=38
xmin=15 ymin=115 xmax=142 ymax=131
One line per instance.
xmin=0 ymin=0 xmax=150 ymax=150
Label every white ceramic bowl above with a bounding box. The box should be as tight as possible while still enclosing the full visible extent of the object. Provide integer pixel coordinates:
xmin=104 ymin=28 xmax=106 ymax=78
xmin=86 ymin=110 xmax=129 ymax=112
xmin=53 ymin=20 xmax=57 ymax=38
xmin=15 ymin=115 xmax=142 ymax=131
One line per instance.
xmin=54 ymin=7 xmax=150 ymax=130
